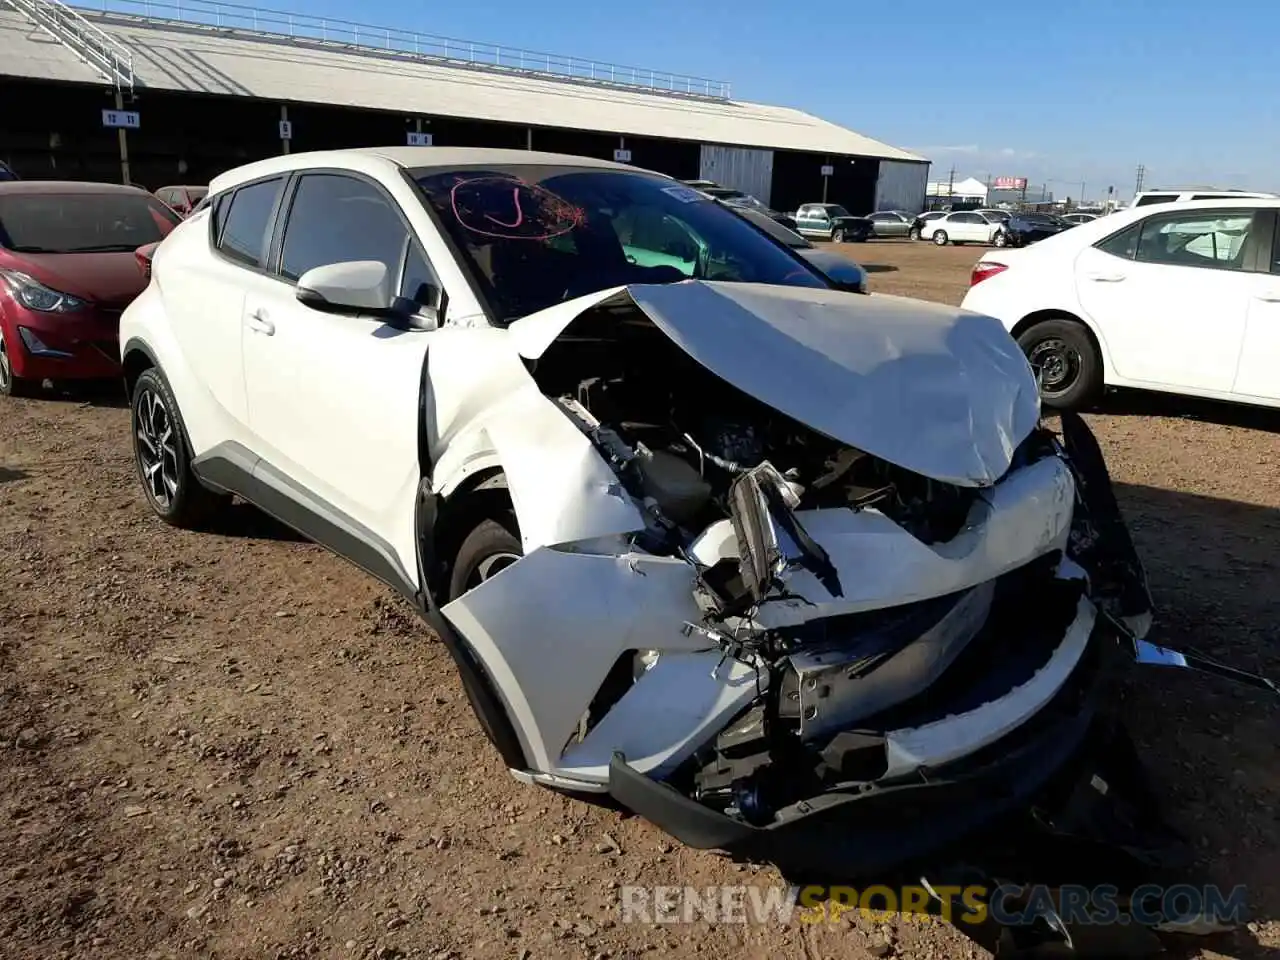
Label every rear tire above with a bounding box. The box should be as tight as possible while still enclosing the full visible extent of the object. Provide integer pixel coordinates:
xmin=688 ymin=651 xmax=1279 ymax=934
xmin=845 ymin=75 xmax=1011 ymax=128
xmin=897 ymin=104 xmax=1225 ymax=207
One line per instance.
xmin=1016 ymin=318 xmax=1103 ymax=411
xmin=130 ymin=367 xmax=229 ymax=528
xmin=933 ymin=230 xmax=949 ymax=245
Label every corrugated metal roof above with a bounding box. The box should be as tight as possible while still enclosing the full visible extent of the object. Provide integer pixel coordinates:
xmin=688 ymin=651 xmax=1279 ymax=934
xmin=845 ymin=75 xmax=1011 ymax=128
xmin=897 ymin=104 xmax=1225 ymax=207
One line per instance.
xmin=0 ymin=7 xmax=104 ymax=83
xmin=0 ymin=2 xmax=926 ymax=162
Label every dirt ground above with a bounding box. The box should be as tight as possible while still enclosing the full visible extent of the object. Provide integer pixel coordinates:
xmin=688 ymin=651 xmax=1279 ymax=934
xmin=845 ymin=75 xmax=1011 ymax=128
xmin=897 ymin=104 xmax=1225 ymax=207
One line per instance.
xmin=2 ymin=239 xmax=1278 ymax=960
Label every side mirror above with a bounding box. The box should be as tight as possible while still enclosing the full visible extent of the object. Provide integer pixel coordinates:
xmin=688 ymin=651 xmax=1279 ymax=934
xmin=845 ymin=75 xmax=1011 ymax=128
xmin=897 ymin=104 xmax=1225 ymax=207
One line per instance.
xmin=296 ymin=261 xmax=395 ymax=315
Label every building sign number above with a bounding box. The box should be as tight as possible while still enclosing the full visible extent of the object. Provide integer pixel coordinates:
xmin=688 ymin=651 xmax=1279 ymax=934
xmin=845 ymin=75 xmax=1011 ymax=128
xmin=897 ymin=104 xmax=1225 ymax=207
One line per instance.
xmin=407 ymin=131 xmax=433 ymax=146
xmin=278 ymin=120 xmax=293 ymax=140
xmin=101 ymin=109 xmax=140 ymax=129
xmin=613 ymin=148 xmax=632 ymax=163
xmin=820 ymin=164 xmax=834 ymax=177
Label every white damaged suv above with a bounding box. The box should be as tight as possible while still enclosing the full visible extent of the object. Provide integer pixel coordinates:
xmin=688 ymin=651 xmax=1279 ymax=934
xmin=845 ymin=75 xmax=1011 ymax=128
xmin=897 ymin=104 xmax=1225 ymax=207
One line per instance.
xmin=121 ymin=147 xmax=1205 ymax=888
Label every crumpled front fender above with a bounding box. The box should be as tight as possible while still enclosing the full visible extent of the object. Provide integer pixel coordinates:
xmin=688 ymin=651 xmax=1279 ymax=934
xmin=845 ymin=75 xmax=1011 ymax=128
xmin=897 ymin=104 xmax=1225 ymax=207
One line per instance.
xmin=424 ymin=326 xmax=645 ymax=552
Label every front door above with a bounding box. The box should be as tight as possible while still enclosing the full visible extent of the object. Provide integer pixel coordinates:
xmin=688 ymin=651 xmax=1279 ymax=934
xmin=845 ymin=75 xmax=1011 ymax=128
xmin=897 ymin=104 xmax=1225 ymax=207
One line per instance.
xmin=1075 ymin=207 xmax=1256 ymax=392
xmin=239 ymin=171 xmax=443 ymax=567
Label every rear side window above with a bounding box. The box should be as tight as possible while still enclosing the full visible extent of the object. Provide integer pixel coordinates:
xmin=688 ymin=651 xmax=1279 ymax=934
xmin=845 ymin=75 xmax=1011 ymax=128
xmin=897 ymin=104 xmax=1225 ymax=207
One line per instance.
xmin=1134 ymin=194 xmax=1176 ymax=206
xmin=1096 ymin=223 xmax=1140 ymax=259
xmin=216 ymin=178 xmax=284 ymax=267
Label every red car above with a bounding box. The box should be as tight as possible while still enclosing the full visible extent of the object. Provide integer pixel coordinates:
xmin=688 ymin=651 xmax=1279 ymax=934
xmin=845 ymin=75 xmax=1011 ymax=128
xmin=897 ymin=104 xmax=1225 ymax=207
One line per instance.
xmin=0 ymin=181 xmax=180 ymax=396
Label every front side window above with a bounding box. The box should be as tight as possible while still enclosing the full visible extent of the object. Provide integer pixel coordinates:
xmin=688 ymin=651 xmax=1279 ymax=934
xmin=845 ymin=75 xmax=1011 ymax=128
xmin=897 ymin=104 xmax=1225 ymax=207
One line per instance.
xmin=826 ymin=205 xmax=852 ymax=218
xmin=1134 ymin=210 xmax=1255 ymax=270
xmin=217 ymin=178 xmax=283 ymax=267
xmin=279 ymin=174 xmax=410 ymax=283
xmin=0 ymin=192 xmax=179 ymax=253
xmin=413 ymin=165 xmax=825 ymax=322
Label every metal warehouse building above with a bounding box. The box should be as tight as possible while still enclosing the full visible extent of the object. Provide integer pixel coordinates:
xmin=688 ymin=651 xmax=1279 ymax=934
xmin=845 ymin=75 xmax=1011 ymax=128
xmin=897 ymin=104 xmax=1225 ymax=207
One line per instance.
xmin=0 ymin=0 xmax=929 ymax=214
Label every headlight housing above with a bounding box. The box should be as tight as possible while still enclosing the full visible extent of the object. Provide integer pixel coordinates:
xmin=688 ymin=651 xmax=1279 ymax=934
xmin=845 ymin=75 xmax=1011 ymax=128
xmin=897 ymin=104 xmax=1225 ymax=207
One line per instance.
xmin=0 ymin=268 xmax=87 ymax=314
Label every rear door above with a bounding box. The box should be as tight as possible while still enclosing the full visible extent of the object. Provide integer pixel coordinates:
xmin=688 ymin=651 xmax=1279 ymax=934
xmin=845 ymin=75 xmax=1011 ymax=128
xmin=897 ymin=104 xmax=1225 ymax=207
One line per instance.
xmin=1233 ymin=210 xmax=1280 ymax=402
xmin=1074 ymin=206 xmax=1259 ymax=392
xmin=164 ymin=175 xmax=286 ymax=429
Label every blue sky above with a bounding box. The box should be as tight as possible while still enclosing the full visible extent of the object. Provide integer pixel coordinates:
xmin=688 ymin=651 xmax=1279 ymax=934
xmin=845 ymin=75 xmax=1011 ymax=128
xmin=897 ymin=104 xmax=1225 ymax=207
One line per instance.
xmin=282 ymin=0 xmax=1275 ymax=201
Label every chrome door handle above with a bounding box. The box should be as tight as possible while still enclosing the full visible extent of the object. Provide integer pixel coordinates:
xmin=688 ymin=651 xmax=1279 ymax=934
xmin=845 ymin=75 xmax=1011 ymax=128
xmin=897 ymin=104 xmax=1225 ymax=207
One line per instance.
xmin=1084 ymin=272 xmax=1126 ymax=282
xmin=247 ymin=310 xmax=275 ymax=335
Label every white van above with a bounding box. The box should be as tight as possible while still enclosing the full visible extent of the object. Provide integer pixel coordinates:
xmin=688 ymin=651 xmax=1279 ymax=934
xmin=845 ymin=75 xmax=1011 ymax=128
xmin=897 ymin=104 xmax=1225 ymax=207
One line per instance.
xmin=1131 ymin=188 xmax=1277 ymax=207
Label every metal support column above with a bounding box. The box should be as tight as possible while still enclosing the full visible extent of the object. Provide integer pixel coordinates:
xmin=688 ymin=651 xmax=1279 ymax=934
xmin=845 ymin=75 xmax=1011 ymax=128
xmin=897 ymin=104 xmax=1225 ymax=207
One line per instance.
xmin=115 ymin=88 xmax=131 ymax=185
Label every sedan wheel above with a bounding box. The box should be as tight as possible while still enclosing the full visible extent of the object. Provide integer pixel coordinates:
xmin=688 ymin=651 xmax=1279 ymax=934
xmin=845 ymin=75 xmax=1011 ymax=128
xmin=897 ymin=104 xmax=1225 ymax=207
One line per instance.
xmin=908 ymin=227 xmax=921 ymax=241
xmin=0 ymin=330 xmax=32 ymax=398
xmin=994 ymin=230 xmax=1009 ymax=247
xmin=832 ymin=228 xmax=846 ymax=243
xmin=1017 ymin=319 xmax=1103 ymax=410
xmin=933 ymin=230 xmax=948 ymax=245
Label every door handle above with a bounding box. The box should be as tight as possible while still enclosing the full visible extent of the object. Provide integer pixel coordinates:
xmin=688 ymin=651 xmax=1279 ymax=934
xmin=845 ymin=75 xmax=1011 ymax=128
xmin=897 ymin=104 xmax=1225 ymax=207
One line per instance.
xmin=1084 ymin=272 xmax=1126 ymax=282
xmin=247 ymin=309 xmax=275 ymax=335
xmin=1254 ymin=291 xmax=1280 ymax=303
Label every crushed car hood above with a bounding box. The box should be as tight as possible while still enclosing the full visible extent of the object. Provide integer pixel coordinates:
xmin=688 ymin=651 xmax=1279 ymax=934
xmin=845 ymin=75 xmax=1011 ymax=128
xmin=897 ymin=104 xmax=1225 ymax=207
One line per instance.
xmin=507 ymin=280 xmax=1040 ymax=487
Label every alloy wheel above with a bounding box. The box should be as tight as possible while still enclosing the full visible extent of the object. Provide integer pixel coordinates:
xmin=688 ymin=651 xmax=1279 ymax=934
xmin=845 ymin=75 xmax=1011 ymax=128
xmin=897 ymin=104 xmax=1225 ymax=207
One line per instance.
xmin=466 ymin=551 xmax=521 ymax=591
xmin=135 ymin=386 xmax=180 ymax=509
xmin=0 ymin=334 xmax=12 ymax=394
xmin=1028 ymin=337 xmax=1081 ymax=397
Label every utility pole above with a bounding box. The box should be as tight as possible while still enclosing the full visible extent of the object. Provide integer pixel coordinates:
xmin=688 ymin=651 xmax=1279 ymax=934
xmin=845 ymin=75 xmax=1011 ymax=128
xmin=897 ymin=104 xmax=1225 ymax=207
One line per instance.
xmin=1135 ymin=163 xmax=1145 ymax=196
xmin=947 ymin=166 xmax=955 ymax=208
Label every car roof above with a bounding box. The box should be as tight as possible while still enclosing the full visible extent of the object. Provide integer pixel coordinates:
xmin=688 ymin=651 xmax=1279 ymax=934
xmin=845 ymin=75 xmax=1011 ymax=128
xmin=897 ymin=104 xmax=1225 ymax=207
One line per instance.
xmin=208 ymin=147 xmax=648 ymax=196
xmin=0 ymin=180 xmax=152 ymax=196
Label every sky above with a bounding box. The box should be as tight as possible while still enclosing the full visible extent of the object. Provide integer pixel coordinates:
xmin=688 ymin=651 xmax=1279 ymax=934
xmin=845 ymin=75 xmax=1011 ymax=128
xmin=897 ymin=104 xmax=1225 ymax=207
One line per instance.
xmin=261 ymin=0 xmax=1277 ymax=202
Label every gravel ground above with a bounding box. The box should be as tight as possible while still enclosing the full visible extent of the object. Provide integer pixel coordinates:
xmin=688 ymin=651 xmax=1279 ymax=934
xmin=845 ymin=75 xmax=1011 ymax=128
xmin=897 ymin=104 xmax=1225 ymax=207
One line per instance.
xmin=2 ymin=239 xmax=1277 ymax=960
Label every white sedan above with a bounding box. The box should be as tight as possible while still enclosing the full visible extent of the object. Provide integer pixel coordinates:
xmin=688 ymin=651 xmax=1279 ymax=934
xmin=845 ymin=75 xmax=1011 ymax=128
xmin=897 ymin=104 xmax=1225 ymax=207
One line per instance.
xmin=962 ymin=198 xmax=1280 ymax=410
xmin=921 ymin=210 xmax=1008 ymax=246
xmin=116 ymin=145 xmax=1170 ymax=878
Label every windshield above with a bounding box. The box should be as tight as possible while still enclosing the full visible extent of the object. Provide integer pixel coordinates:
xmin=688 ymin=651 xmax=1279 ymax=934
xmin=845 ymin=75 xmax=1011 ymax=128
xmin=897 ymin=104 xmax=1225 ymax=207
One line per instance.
xmin=413 ymin=166 xmax=826 ymax=322
xmin=0 ymin=192 xmax=180 ymax=253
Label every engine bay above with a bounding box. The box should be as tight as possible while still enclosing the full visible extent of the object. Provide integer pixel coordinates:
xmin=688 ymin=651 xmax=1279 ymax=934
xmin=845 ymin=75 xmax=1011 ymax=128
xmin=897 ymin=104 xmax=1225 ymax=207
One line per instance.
xmin=528 ymin=304 xmax=988 ymax=548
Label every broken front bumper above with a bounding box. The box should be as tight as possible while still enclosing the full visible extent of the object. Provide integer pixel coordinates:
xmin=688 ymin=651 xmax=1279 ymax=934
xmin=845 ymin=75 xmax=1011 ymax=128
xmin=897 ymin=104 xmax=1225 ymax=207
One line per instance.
xmin=608 ymin=593 xmax=1135 ymax=881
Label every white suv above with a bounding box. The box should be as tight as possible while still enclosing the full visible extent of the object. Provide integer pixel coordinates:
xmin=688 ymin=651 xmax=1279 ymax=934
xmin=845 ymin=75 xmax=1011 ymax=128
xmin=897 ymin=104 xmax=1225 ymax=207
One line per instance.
xmin=118 ymin=146 xmax=1161 ymax=874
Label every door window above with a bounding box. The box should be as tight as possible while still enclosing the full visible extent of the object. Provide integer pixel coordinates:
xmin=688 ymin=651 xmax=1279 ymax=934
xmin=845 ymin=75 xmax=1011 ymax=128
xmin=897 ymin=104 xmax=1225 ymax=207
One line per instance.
xmin=217 ymin=178 xmax=284 ymax=267
xmin=1134 ymin=210 xmax=1255 ymax=271
xmin=953 ymin=212 xmax=983 ymax=224
xmin=1095 ymin=223 xmax=1140 ymax=260
xmin=278 ymin=174 xmax=414 ymax=284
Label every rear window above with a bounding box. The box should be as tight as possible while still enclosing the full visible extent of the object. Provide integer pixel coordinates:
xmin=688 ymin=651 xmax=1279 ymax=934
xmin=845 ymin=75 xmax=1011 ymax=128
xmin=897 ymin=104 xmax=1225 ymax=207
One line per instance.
xmin=0 ymin=192 xmax=180 ymax=253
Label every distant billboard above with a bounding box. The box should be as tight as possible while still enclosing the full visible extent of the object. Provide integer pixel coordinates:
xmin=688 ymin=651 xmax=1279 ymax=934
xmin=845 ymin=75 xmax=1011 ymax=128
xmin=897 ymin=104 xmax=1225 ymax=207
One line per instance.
xmin=993 ymin=176 xmax=1028 ymax=190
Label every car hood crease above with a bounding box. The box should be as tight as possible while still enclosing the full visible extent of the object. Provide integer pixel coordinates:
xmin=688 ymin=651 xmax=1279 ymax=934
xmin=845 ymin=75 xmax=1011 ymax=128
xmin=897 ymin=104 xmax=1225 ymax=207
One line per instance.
xmin=507 ymin=280 xmax=1041 ymax=487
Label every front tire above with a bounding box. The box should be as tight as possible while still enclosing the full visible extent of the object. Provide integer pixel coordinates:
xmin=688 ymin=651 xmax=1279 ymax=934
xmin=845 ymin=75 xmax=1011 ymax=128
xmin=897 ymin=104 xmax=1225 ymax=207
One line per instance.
xmin=1016 ymin=318 xmax=1103 ymax=411
xmin=908 ymin=227 xmax=921 ymax=240
xmin=130 ymin=367 xmax=229 ymax=528
xmin=448 ymin=514 xmax=523 ymax=601
xmin=933 ymin=230 xmax=949 ymax=245
xmin=0 ymin=330 xmax=34 ymax=398
xmin=832 ymin=228 xmax=846 ymax=243
xmin=994 ymin=230 xmax=1009 ymax=247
